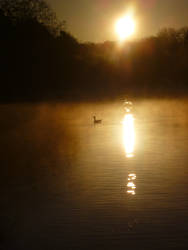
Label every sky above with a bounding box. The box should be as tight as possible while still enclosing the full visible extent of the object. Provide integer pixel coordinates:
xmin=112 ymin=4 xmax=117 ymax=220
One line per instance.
xmin=46 ymin=0 xmax=188 ymax=43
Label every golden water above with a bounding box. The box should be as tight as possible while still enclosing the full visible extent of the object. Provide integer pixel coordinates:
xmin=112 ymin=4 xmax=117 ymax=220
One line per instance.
xmin=1 ymin=99 xmax=188 ymax=249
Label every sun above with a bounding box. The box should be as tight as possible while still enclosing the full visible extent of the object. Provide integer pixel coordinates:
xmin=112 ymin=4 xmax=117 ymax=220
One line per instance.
xmin=115 ymin=14 xmax=135 ymax=42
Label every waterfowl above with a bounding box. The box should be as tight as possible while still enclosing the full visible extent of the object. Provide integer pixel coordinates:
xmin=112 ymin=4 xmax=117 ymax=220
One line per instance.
xmin=93 ymin=116 xmax=102 ymax=124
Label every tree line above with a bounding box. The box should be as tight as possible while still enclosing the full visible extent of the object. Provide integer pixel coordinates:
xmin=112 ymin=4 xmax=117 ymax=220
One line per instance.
xmin=0 ymin=0 xmax=188 ymax=102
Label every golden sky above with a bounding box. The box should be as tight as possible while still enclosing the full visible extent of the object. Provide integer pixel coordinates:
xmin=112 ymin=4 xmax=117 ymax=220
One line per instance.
xmin=46 ymin=0 xmax=188 ymax=42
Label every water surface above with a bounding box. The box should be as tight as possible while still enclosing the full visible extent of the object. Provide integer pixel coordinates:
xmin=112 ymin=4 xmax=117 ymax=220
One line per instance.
xmin=1 ymin=99 xmax=188 ymax=249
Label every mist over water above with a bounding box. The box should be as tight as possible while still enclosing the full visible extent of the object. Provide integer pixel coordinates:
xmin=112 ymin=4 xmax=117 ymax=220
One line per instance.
xmin=1 ymin=99 xmax=188 ymax=249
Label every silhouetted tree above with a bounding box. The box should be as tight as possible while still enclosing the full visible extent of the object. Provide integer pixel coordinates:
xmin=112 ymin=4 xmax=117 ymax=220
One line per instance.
xmin=0 ymin=0 xmax=63 ymax=35
xmin=1 ymin=0 xmax=188 ymax=101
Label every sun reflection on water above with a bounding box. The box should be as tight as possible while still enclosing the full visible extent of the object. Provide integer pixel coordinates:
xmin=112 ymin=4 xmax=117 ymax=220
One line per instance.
xmin=127 ymin=173 xmax=136 ymax=195
xmin=122 ymin=112 xmax=136 ymax=195
xmin=122 ymin=113 xmax=135 ymax=158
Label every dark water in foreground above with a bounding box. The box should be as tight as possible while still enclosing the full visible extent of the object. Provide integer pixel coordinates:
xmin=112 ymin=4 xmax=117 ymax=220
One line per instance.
xmin=1 ymin=99 xmax=188 ymax=250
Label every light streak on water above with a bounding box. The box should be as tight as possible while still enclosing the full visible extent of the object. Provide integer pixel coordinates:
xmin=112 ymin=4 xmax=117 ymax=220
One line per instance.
xmin=122 ymin=111 xmax=137 ymax=195
xmin=122 ymin=113 xmax=135 ymax=158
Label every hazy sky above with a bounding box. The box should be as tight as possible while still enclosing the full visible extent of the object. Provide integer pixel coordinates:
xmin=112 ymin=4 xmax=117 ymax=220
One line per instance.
xmin=46 ymin=0 xmax=188 ymax=42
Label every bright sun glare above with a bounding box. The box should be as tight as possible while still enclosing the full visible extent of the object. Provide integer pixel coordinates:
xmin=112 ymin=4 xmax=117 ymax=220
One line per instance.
xmin=115 ymin=13 xmax=135 ymax=42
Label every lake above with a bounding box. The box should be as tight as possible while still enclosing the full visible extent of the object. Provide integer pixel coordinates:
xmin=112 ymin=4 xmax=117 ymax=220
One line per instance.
xmin=1 ymin=99 xmax=188 ymax=249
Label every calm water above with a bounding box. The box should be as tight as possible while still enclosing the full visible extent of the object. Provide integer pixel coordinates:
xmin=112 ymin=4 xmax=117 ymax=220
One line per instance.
xmin=1 ymin=99 xmax=188 ymax=249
